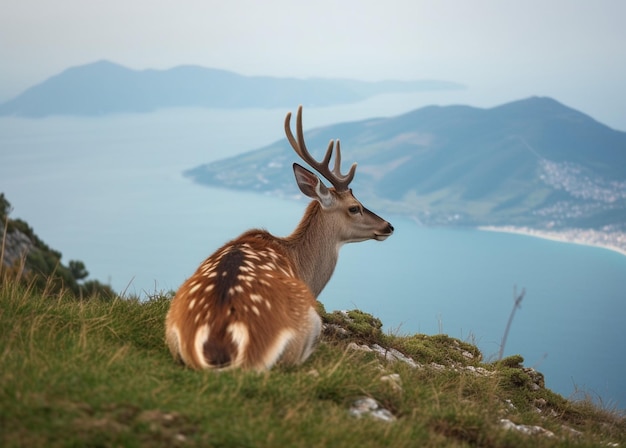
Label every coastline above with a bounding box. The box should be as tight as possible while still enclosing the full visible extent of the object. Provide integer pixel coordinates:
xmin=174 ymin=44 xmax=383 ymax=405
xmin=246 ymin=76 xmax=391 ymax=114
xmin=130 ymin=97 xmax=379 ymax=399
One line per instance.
xmin=478 ymin=225 xmax=626 ymax=258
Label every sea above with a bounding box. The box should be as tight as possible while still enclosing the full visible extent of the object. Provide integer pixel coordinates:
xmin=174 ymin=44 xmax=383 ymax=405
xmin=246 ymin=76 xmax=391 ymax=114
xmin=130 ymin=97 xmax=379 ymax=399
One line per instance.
xmin=1 ymin=94 xmax=625 ymax=409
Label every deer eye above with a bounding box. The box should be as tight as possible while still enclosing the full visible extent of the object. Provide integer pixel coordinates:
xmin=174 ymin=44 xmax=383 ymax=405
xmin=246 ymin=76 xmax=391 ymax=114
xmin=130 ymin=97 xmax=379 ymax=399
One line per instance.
xmin=348 ymin=206 xmax=361 ymax=214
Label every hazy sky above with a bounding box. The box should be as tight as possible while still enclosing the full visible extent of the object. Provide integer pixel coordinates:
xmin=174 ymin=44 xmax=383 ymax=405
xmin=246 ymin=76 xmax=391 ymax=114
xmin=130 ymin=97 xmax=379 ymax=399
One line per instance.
xmin=2 ymin=0 xmax=625 ymax=129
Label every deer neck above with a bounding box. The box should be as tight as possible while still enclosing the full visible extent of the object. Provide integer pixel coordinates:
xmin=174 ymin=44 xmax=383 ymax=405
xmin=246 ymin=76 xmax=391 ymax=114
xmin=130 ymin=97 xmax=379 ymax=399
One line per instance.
xmin=284 ymin=201 xmax=340 ymax=297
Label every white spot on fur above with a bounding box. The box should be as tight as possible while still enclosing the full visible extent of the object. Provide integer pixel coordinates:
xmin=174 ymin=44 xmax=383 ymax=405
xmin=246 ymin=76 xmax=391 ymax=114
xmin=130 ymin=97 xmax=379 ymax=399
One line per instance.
xmin=237 ymin=274 xmax=254 ymax=283
xmin=194 ymin=324 xmax=211 ymax=368
xmin=228 ymin=322 xmax=249 ymax=365
xmin=250 ymin=293 xmax=263 ymax=303
xmin=225 ymin=285 xmax=242 ymax=296
xmin=188 ymin=298 xmax=196 ymax=310
xmin=205 ymin=284 xmax=214 ymax=293
xmin=262 ymin=329 xmax=295 ymax=369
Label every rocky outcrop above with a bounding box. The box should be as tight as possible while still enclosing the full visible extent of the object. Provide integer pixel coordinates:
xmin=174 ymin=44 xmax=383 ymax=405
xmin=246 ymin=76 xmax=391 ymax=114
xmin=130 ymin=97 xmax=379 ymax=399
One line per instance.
xmin=1 ymin=197 xmax=116 ymax=299
xmin=1 ymin=227 xmax=35 ymax=271
xmin=322 ymin=309 xmax=612 ymax=444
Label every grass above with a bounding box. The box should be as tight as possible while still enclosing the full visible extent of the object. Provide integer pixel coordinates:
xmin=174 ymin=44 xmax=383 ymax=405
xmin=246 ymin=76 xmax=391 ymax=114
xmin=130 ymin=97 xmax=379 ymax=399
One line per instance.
xmin=1 ymin=279 xmax=624 ymax=447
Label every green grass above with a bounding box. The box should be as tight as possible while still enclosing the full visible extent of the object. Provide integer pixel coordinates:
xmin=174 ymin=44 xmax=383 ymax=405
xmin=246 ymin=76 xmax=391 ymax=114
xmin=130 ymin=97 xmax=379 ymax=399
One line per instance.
xmin=1 ymin=279 xmax=624 ymax=447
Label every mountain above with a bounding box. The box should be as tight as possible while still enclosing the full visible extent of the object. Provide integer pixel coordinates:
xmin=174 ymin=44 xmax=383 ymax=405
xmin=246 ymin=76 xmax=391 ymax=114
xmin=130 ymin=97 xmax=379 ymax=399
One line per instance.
xmin=0 ymin=60 xmax=464 ymax=117
xmin=185 ymin=97 xmax=626 ymax=230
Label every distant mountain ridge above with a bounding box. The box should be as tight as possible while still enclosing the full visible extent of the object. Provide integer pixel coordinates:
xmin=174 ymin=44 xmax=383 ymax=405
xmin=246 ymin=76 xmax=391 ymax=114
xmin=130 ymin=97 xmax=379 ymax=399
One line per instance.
xmin=185 ymin=97 xmax=626 ymax=231
xmin=0 ymin=60 xmax=464 ymax=117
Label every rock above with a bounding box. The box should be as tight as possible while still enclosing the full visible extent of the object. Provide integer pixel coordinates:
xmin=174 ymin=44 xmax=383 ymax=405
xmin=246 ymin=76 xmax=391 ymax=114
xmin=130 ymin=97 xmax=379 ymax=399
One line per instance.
xmin=323 ymin=323 xmax=350 ymax=337
xmin=463 ymin=365 xmax=495 ymax=377
xmin=380 ymin=373 xmax=402 ymax=392
xmin=1 ymin=228 xmax=34 ymax=269
xmin=349 ymin=397 xmax=396 ymax=423
xmin=429 ymin=362 xmax=446 ymax=371
xmin=347 ymin=342 xmax=372 ymax=353
xmin=499 ymin=418 xmax=555 ymax=438
xmin=523 ymin=367 xmax=545 ymax=389
xmin=504 ymin=399 xmax=517 ymax=411
xmin=370 ymin=344 xmax=421 ymax=368
xmin=347 ymin=341 xmax=420 ymax=368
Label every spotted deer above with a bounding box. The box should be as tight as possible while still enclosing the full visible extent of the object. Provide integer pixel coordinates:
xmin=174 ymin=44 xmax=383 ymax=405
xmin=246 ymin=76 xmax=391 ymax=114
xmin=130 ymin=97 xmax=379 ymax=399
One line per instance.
xmin=165 ymin=106 xmax=394 ymax=371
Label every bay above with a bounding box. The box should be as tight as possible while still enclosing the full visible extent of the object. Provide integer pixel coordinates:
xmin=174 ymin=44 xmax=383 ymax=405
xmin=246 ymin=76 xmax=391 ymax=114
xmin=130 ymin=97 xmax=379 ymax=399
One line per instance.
xmin=1 ymin=100 xmax=624 ymax=409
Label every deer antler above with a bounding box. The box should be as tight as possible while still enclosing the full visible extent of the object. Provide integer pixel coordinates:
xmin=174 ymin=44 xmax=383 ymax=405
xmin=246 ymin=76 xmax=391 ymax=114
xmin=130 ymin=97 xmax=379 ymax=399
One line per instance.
xmin=285 ymin=105 xmax=356 ymax=192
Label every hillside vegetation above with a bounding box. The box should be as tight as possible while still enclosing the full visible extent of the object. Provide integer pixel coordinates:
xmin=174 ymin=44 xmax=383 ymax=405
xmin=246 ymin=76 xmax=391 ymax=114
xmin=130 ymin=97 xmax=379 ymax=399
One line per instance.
xmin=1 ymin=277 xmax=624 ymax=447
xmin=0 ymin=193 xmax=114 ymax=299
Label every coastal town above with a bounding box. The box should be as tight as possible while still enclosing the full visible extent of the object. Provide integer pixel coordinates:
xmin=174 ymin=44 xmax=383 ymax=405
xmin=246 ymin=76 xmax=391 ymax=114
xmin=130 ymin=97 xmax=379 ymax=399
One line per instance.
xmin=478 ymin=158 xmax=622 ymax=256
xmin=538 ymin=158 xmax=626 ymax=204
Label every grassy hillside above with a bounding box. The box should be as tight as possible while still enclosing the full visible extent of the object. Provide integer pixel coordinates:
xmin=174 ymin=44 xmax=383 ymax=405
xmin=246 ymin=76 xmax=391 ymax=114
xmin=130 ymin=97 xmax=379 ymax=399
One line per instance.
xmin=1 ymin=279 xmax=624 ymax=447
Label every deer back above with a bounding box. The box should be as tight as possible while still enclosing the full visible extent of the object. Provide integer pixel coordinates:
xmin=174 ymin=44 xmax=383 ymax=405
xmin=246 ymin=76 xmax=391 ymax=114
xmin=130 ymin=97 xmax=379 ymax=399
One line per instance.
xmin=165 ymin=230 xmax=321 ymax=370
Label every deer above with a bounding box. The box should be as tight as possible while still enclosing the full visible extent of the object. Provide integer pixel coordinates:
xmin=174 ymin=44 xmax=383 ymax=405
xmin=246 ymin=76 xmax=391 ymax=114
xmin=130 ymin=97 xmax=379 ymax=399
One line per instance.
xmin=165 ymin=106 xmax=394 ymax=371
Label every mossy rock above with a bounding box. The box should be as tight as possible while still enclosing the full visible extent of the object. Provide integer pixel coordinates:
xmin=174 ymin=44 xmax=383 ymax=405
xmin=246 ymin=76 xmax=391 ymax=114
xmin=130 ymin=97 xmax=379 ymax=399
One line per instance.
xmin=391 ymin=333 xmax=482 ymax=366
xmin=321 ymin=308 xmax=383 ymax=342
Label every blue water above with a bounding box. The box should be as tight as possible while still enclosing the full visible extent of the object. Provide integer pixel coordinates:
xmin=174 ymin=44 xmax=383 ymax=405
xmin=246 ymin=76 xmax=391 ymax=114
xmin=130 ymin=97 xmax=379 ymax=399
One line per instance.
xmin=1 ymin=104 xmax=625 ymax=409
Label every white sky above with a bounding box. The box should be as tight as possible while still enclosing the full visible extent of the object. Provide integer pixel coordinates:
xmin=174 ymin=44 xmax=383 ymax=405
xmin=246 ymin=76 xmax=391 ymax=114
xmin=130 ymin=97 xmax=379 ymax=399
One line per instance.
xmin=2 ymin=0 xmax=625 ymax=129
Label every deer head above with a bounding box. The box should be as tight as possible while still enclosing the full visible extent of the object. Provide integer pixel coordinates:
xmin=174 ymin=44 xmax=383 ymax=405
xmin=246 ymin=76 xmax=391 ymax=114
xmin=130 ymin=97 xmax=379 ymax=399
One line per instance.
xmin=285 ymin=106 xmax=394 ymax=245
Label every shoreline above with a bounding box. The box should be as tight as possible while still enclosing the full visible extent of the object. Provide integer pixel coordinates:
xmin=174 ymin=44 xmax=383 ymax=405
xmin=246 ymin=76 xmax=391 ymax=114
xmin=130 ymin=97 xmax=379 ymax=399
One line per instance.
xmin=478 ymin=225 xmax=626 ymax=258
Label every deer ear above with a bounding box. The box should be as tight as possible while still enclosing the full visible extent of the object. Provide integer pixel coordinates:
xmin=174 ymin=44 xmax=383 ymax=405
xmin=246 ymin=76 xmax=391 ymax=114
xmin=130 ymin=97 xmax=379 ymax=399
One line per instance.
xmin=293 ymin=163 xmax=334 ymax=208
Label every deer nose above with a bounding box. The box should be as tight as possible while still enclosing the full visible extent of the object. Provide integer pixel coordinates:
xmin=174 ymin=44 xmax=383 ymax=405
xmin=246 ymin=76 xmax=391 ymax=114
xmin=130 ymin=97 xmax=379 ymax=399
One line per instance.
xmin=386 ymin=222 xmax=394 ymax=234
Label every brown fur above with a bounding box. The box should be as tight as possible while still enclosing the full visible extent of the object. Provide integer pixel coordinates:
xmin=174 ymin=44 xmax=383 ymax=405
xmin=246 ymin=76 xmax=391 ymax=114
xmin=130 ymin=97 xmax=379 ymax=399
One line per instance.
xmin=165 ymin=230 xmax=320 ymax=370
